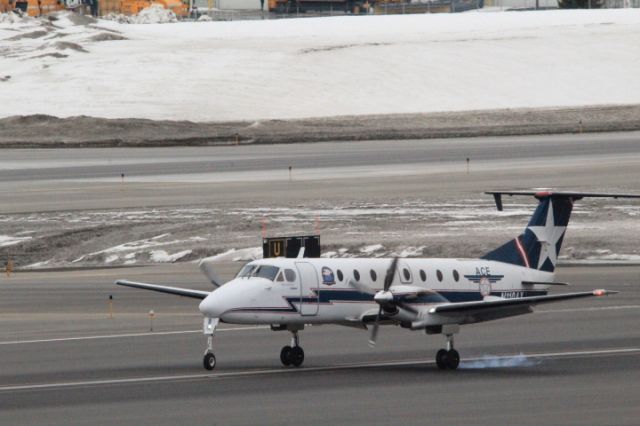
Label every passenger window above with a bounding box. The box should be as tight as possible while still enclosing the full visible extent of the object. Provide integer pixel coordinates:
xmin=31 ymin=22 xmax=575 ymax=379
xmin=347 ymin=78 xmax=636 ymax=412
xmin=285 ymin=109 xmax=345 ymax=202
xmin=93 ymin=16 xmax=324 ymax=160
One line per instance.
xmin=403 ymin=268 xmax=411 ymax=281
xmin=285 ymin=269 xmax=296 ymax=282
xmin=453 ymin=270 xmax=460 ymax=282
xmin=353 ymin=270 xmax=360 ymax=281
xmin=420 ymin=269 xmax=427 ymax=282
xmin=370 ymin=270 xmax=377 ymax=281
xmin=276 ymin=271 xmax=285 ymax=282
xmin=437 ymin=270 xmax=443 ymax=282
xmin=337 ymin=269 xmax=344 ymax=282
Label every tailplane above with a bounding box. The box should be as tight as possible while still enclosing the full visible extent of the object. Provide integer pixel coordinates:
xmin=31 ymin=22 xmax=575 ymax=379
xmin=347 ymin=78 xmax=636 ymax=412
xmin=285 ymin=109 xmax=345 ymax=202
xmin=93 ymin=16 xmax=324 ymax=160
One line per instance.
xmin=481 ymin=191 xmax=640 ymax=272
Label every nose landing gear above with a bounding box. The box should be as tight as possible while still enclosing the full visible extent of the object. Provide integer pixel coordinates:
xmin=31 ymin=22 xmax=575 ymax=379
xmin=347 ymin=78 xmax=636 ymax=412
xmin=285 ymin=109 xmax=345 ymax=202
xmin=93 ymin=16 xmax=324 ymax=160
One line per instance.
xmin=203 ymin=317 xmax=219 ymax=371
xmin=280 ymin=328 xmax=305 ymax=367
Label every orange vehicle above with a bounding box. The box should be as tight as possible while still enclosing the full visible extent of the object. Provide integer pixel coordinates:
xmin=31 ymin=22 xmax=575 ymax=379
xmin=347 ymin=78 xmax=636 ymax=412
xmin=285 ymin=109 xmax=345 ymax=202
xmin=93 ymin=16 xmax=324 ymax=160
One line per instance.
xmin=2 ymin=0 xmax=64 ymax=16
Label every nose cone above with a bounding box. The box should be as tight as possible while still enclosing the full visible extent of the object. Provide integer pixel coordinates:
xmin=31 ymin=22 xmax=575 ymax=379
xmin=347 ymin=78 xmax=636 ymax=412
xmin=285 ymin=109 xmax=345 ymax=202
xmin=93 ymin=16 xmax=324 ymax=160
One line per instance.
xmin=199 ymin=292 xmax=225 ymax=318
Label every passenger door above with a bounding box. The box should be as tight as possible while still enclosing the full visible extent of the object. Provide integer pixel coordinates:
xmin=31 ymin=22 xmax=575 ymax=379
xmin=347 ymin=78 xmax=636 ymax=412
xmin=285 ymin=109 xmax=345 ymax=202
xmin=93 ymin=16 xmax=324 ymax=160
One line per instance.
xmin=296 ymin=262 xmax=319 ymax=316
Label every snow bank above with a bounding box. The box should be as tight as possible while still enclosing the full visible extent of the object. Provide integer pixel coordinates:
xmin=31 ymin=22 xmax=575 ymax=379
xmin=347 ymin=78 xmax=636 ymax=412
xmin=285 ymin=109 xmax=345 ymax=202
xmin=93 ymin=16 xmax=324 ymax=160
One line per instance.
xmin=150 ymin=249 xmax=192 ymax=262
xmin=132 ymin=4 xmax=177 ymax=24
xmin=200 ymin=247 xmax=262 ymax=262
xmin=0 ymin=235 xmax=32 ymax=247
xmin=2 ymin=9 xmax=640 ymax=121
xmin=0 ymin=12 xmax=27 ymax=24
xmin=102 ymin=5 xmax=177 ymax=24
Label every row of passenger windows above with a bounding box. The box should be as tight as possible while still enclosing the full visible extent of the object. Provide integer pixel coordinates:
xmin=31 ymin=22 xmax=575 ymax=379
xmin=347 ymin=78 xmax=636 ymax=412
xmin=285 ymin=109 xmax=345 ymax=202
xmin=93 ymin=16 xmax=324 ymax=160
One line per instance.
xmin=337 ymin=267 xmax=460 ymax=283
xmin=238 ymin=263 xmax=461 ymax=284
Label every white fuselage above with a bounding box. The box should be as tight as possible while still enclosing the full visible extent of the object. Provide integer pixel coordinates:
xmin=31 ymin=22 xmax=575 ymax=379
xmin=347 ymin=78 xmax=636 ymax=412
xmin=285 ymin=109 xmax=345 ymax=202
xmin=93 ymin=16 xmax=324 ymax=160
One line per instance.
xmin=198 ymin=257 xmax=553 ymax=326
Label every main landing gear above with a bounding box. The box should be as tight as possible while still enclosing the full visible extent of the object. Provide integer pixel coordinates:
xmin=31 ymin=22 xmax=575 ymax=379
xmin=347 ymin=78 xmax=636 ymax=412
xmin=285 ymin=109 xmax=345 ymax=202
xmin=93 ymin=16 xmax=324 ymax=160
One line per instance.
xmin=436 ymin=332 xmax=460 ymax=370
xmin=280 ymin=328 xmax=305 ymax=367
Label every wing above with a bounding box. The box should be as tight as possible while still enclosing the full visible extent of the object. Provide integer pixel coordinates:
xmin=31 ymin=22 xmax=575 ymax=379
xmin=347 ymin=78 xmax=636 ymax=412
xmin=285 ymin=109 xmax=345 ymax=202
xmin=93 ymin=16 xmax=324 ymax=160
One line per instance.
xmin=427 ymin=289 xmax=617 ymax=324
xmin=116 ymin=279 xmax=210 ymax=300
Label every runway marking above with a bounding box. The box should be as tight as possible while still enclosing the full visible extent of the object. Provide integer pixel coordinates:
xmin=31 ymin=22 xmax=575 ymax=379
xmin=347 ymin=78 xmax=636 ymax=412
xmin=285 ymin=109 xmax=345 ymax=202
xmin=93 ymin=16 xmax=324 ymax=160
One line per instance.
xmin=2 ymin=305 xmax=637 ymax=345
xmin=0 ymin=326 xmax=267 ymax=346
xmin=1 ymin=347 xmax=639 ymax=393
xmin=537 ymin=305 xmax=640 ymax=314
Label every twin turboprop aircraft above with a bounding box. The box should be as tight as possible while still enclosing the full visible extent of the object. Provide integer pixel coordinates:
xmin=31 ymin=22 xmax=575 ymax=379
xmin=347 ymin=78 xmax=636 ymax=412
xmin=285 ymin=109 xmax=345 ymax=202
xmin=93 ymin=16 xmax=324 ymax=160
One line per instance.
xmin=116 ymin=191 xmax=638 ymax=371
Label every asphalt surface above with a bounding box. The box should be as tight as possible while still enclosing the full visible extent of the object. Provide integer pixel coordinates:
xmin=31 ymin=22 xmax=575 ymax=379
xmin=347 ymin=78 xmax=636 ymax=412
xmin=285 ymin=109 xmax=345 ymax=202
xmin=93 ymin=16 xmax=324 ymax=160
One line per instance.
xmin=1 ymin=132 xmax=639 ymax=424
xmin=1 ymin=131 xmax=640 ymax=213
xmin=0 ymin=264 xmax=638 ymax=425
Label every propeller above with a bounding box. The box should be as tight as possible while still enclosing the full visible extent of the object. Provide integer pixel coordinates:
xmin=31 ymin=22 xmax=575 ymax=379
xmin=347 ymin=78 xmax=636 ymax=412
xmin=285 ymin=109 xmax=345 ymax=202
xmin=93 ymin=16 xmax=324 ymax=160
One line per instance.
xmin=349 ymin=257 xmax=421 ymax=347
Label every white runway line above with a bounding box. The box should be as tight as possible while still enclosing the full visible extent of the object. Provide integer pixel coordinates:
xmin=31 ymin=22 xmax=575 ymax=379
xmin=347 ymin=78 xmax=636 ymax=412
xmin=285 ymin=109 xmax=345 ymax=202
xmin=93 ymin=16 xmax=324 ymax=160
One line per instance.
xmin=0 ymin=326 xmax=267 ymax=346
xmin=1 ymin=347 xmax=638 ymax=393
xmin=2 ymin=305 xmax=636 ymax=345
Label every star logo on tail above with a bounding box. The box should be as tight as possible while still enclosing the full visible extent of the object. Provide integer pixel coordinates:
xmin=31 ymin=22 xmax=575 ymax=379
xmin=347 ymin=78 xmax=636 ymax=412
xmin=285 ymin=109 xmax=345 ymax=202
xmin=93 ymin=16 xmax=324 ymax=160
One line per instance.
xmin=527 ymin=200 xmax=567 ymax=269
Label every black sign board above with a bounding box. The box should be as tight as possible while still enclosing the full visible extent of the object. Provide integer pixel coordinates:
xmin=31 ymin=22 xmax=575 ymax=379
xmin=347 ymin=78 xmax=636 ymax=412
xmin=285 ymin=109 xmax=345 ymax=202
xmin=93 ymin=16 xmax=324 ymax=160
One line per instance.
xmin=263 ymin=235 xmax=320 ymax=258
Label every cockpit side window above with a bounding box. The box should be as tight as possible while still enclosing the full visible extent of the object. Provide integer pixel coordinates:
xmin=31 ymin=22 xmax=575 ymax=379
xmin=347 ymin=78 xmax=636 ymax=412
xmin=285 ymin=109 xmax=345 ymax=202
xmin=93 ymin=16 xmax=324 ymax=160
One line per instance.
xmin=276 ymin=271 xmax=285 ymax=282
xmin=285 ymin=269 xmax=296 ymax=282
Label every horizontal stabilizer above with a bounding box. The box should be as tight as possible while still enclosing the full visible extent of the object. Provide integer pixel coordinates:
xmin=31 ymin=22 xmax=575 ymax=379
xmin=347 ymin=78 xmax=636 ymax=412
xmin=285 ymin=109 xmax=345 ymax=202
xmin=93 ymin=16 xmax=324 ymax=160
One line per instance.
xmin=115 ymin=280 xmax=210 ymax=300
xmin=486 ymin=191 xmax=640 ymax=211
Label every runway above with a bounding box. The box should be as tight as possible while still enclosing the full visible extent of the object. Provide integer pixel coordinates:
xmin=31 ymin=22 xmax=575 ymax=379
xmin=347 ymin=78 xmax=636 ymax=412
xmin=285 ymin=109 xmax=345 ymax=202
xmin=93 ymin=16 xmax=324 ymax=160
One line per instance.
xmin=1 ymin=131 xmax=640 ymax=213
xmin=0 ymin=265 xmax=638 ymax=425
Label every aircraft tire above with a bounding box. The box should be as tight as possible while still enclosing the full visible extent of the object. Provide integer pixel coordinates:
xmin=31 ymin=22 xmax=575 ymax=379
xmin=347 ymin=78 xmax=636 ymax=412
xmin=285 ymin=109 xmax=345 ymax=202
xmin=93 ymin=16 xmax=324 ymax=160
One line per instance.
xmin=290 ymin=346 xmax=304 ymax=367
xmin=445 ymin=349 xmax=460 ymax=370
xmin=280 ymin=346 xmax=292 ymax=366
xmin=203 ymin=352 xmax=216 ymax=370
xmin=436 ymin=349 xmax=448 ymax=370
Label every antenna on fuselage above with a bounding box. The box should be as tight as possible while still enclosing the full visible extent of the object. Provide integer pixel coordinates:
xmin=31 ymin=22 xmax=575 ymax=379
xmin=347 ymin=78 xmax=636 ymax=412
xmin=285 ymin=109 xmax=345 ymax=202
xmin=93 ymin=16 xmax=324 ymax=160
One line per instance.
xmin=297 ymin=247 xmax=305 ymax=259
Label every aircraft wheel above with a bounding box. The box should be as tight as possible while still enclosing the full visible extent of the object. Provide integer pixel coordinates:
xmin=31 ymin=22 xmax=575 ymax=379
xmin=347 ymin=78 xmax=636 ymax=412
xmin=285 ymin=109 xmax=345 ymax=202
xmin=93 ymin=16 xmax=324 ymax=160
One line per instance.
xmin=436 ymin=349 xmax=448 ymax=370
xmin=203 ymin=352 xmax=216 ymax=371
xmin=280 ymin=346 xmax=292 ymax=366
xmin=290 ymin=346 xmax=305 ymax=367
xmin=445 ymin=349 xmax=460 ymax=370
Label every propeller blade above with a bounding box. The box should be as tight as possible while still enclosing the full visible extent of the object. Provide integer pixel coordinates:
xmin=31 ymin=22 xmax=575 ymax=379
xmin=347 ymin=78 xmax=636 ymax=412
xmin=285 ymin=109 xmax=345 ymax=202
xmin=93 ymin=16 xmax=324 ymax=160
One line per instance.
xmin=383 ymin=257 xmax=399 ymax=291
xmin=349 ymin=279 xmax=376 ymax=295
xmin=368 ymin=306 xmax=382 ymax=347
xmin=396 ymin=301 xmax=419 ymax=314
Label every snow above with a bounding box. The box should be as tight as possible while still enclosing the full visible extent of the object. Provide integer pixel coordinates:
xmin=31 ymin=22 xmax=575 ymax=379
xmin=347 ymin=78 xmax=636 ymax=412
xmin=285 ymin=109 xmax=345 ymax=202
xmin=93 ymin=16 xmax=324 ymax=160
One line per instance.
xmin=360 ymin=244 xmax=384 ymax=254
xmin=200 ymin=247 xmax=262 ymax=262
xmin=150 ymin=249 xmax=192 ymax=262
xmin=0 ymin=12 xmax=27 ymax=24
xmin=2 ymin=10 xmax=640 ymax=121
xmin=103 ymin=5 xmax=178 ymax=24
xmin=0 ymin=235 xmax=32 ymax=247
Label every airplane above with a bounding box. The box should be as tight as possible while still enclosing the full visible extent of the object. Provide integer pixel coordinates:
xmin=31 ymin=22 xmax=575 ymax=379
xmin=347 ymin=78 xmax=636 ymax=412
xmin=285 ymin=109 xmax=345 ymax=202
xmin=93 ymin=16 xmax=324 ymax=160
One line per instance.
xmin=116 ymin=191 xmax=639 ymax=371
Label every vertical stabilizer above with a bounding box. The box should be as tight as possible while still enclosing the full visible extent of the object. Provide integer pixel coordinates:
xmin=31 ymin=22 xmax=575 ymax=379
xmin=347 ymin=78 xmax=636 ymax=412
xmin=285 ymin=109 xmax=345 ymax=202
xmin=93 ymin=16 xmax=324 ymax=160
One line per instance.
xmin=482 ymin=195 xmax=572 ymax=272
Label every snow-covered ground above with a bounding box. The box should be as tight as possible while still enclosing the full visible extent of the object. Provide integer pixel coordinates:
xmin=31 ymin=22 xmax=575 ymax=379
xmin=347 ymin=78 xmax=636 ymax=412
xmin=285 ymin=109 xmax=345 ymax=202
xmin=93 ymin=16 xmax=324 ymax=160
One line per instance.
xmin=1 ymin=9 xmax=640 ymax=122
xmin=1 ymin=199 xmax=639 ymax=269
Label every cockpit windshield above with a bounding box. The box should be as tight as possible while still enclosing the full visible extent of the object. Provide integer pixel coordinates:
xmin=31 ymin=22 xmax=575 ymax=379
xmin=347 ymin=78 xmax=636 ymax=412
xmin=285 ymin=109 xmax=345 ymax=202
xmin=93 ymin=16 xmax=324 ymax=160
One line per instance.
xmin=236 ymin=264 xmax=280 ymax=281
xmin=252 ymin=265 xmax=280 ymax=281
xmin=237 ymin=264 xmax=257 ymax=278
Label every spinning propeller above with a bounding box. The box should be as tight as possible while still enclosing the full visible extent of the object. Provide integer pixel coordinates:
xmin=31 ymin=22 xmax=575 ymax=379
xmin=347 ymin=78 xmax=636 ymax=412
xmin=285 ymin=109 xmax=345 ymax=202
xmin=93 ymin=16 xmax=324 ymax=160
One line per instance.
xmin=350 ymin=257 xmax=418 ymax=347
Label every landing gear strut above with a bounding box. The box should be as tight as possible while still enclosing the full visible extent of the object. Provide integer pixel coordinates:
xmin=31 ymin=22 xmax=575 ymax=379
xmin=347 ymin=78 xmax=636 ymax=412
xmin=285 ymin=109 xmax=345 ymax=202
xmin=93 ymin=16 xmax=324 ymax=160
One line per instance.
xmin=203 ymin=317 xmax=219 ymax=371
xmin=435 ymin=330 xmax=460 ymax=370
xmin=280 ymin=328 xmax=304 ymax=367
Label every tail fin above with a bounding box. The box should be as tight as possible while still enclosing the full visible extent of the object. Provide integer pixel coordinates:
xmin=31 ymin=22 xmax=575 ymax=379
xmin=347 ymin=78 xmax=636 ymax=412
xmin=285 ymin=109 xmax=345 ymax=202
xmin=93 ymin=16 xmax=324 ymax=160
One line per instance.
xmin=481 ymin=191 xmax=640 ymax=272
